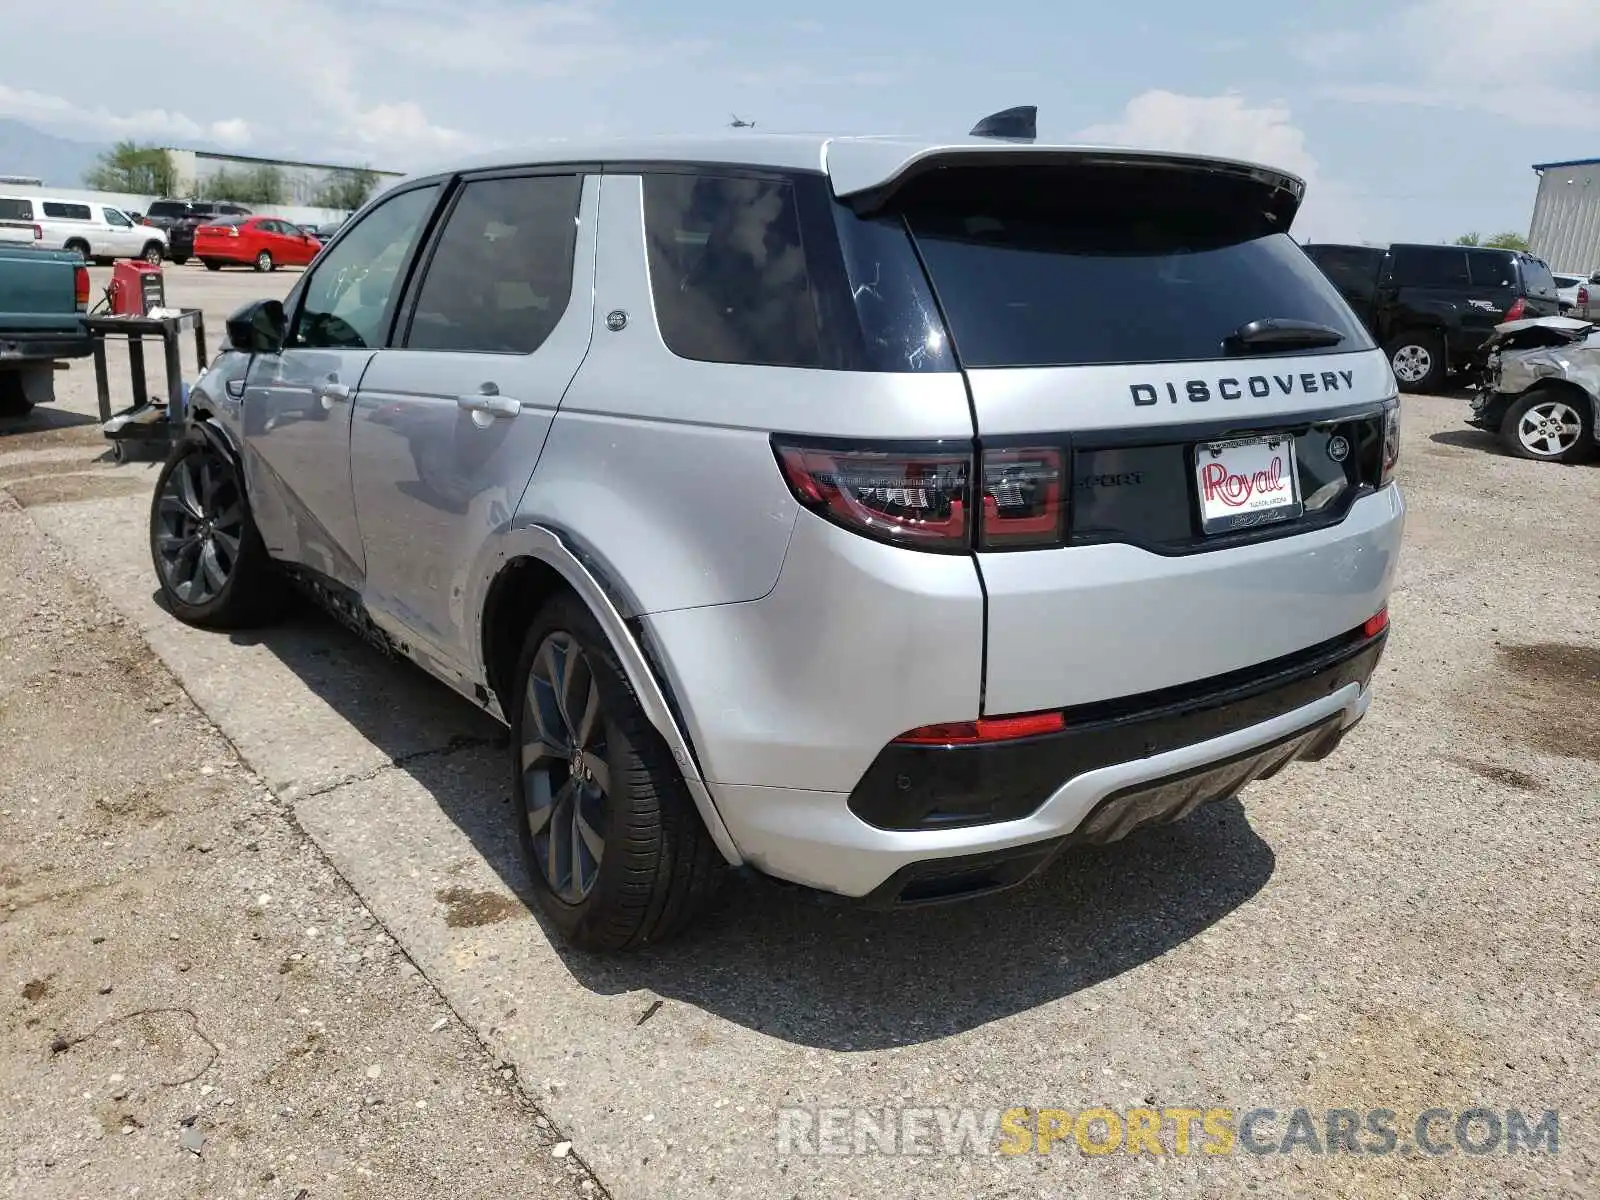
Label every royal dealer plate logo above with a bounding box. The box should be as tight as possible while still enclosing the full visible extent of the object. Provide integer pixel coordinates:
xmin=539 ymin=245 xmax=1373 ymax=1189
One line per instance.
xmin=1195 ymin=436 xmax=1303 ymax=534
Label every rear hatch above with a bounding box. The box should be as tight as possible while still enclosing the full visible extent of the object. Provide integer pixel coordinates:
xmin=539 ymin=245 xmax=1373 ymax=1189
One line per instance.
xmin=838 ymin=149 xmax=1398 ymax=713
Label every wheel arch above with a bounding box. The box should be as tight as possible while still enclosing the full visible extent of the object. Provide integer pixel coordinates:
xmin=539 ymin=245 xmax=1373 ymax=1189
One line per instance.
xmin=479 ymin=526 xmax=743 ymax=866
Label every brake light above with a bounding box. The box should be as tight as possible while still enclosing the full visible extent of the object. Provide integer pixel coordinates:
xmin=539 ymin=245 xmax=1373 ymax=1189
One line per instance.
xmin=228 ymin=226 xmax=239 ymax=238
xmin=894 ymin=710 xmax=1065 ymax=745
xmin=1580 ymin=285 xmax=1590 ymax=306
xmin=773 ymin=439 xmax=971 ymax=551
xmin=1363 ymin=607 xmax=1389 ymax=639
xmin=1503 ymin=297 xmax=1527 ymax=322
xmin=1379 ymin=405 xmax=1400 ymax=486
xmin=73 ymin=265 xmax=89 ymax=312
xmin=979 ymin=447 xmax=1066 ymax=549
xmin=31 ymin=224 xmax=42 ymax=241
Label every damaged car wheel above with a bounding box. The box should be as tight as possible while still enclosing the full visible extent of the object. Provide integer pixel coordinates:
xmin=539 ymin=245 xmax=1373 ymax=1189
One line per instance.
xmin=1501 ymin=388 xmax=1594 ymax=464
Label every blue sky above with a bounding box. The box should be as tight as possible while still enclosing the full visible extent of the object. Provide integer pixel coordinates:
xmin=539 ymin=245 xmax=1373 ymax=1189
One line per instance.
xmin=1 ymin=0 xmax=1595 ymax=244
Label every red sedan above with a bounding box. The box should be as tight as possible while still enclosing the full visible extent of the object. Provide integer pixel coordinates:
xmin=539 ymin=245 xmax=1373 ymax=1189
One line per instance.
xmin=194 ymin=216 xmax=321 ymax=272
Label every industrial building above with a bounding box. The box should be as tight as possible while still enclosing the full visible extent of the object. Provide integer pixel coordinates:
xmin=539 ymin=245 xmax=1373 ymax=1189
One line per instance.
xmin=1527 ymin=157 xmax=1600 ymax=275
xmin=161 ymin=148 xmax=404 ymax=207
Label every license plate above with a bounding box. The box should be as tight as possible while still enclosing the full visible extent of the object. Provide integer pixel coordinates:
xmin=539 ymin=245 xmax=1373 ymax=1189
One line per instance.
xmin=1194 ymin=435 xmax=1302 ymax=534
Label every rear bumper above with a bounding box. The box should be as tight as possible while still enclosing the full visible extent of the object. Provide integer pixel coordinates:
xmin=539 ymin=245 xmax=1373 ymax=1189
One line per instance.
xmin=0 ymin=331 xmax=92 ymax=364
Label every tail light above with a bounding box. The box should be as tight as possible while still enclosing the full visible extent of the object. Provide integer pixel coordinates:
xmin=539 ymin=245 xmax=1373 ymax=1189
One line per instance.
xmin=1503 ymin=297 xmax=1527 ymax=322
xmin=773 ymin=440 xmax=971 ymax=551
xmin=979 ymin=447 xmax=1066 ymax=549
xmin=1379 ymin=404 xmax=1400 ymax=486
xmin=73 ymin=265 xmax=90 ymax=312
xmin=894 ymin=710 xmax=1065 ymax=745
xmin=1362 ymin=607 xmax=1389 ymax=639
xmin=1580 ymin=285 xmax=1590 ymax=307
xmin=772 ymin=437 xmax=1072 ymax=553
xmin=228 ymin=226 xmax=240 ymax=238
xmin=31 ymin=224 xmax=42 ymax=241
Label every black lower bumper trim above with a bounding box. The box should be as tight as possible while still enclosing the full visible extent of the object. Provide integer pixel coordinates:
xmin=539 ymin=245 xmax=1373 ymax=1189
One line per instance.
xmin=849 ymin=627 xmax=1385 ymax=831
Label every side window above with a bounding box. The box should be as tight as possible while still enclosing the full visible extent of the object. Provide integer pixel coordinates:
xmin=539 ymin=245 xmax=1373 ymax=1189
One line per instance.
xmin=643 ymin=172 xmax=823 ymax=368
xmin=1466 ymin=250 xmax=1514 ymax=288
xmin=43 ymin=202 xmax=92 ymax=221
xmin=104 ymin=208 xmax=132 ymax=228
xmin=405 ymin=175 xmax=580 ymax=355
xmin=0 ymin=198 xmax=32 ymax=221
xmin=293 ymin=185 xmax=441 ymax=350
xmin=1392 ymin=246 xmax=1469 ymax=288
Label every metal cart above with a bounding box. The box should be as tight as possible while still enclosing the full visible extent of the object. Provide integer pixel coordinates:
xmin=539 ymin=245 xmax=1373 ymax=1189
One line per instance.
xmin=90 ymin=308 xmax=208 ymax=462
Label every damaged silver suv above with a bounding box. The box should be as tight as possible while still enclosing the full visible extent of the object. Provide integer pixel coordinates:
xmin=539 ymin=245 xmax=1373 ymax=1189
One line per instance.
xmin=1470 ymin=315 xmax=1599 ymax=463
xmin=149 ymin=111 xmax=1405 ymax=950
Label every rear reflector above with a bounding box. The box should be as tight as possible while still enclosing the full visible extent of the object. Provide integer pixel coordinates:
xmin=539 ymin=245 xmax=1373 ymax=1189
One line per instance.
xmin=894 ymin=710 xmax=1065 ymax=745
xmin=1363 ymin=607 xmax=1389 ymax=639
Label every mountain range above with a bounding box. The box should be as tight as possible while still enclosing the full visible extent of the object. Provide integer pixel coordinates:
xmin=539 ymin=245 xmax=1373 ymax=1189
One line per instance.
xmin=0 ymin=120 xmax=108 ymax=187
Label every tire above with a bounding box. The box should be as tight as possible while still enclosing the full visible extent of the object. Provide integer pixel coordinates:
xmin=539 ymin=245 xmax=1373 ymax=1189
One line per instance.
xmin=203 ymin=259 xmax=222 ymax=271
xmin=508 ymin=593 xmax=723 ymax=950
xmin=1499 ymin=388 xmax=1595 ymax=464
xmin=173 ymin=256 xmax=190 ymax=266
xmin=64 ymin=240 xmax=90 ymax=262
xmin=254 ymin=250 xmax=273 ymax=273
xmin=1386 ymin=331 xmax=1446 ymax=393
xmin=149 ymin=427 xmax=285 ymax=628
xmin=0 ymin=374 xmax=34 ymax=418
xmin=141 ymin=242 xmax=164 ymax=265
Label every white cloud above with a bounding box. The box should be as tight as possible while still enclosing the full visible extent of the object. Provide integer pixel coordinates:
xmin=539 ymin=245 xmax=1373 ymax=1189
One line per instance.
xmin=1304 ymin=0 xmax=1600 ymax=129
xmin=0 ymin=83 xmax=253 ymax=148
xmin=1076 ymin=90 xmax=1366 ymax=241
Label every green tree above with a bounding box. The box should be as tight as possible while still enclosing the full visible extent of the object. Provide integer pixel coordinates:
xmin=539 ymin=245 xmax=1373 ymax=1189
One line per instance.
xmin=83 ymin=141 xmax=178 ymax=195
xmin=203 ymin=165 xmax=286 ymax=205
xmin=312 ymin=168 xmax=380 ymax=211
xmin=1453 ymin=232 xmax=1482 ymax=246
xmin=1483 ymin=231 xmax=1529 ymax=252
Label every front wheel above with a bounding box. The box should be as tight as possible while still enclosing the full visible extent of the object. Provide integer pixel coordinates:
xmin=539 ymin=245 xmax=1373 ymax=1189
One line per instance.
xmin=509 ymin=594 xmax=723 ymax=950
xmin=1386 ymin=331 xmax=1446 ymax=393
xmin=255 ymin=251 xmax=274 ymax=273
xmin=1500 ymin=389 xmax=1595 ymax=464
xmin=149 ymin=428 xmax=285 ymax=628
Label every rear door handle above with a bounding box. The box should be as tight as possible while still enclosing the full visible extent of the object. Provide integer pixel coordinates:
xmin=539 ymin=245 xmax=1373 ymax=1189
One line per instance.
xmin=316 ymin=379 xmax=351 ymax=400
xmin=456 ymin=387 xmax=521 ymax=418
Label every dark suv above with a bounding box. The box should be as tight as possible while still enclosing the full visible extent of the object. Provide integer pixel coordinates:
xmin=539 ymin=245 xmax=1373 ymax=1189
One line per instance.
xmin=1303 ymin=243 xmax=1561 ymax=392
xmin=143 ymin=199 xmax=253 ymax=265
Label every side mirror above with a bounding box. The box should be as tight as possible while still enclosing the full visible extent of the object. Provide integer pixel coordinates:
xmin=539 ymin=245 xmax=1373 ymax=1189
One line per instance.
xmin=225 ymin=298 xmax=287 ymax=354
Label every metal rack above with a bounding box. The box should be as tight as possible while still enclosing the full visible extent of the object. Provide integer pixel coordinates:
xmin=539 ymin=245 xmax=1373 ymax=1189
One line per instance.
xmin=90 ymin=309 xmax=208 ymax=462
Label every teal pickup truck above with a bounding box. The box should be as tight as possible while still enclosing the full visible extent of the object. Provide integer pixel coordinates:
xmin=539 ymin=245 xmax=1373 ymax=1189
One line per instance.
xmin=0 ymin=241 xmax=91 ymax=417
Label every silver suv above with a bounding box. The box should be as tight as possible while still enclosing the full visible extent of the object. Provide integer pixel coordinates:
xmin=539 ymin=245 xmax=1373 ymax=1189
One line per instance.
xmin=150 ymin=120 xmax=1405 ymax=949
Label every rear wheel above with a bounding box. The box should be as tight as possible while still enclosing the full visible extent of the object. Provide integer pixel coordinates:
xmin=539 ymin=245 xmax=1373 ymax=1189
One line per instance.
xmin=1500 ymin=388 xmax=1595 ymax=464
xmin=255 ymin=250 xmax=273 ymax=273
xmin=149 ymin=428 xmax=285 ymax=628
xmin=0 ymin=374 xmax=34 ymax=419
xmin=509 ymin=593 xmax=723 ymax=950
xmin=173 ymin=255 xmax=190 ymax=266
xmin=1386 ymin=331 xmax=1445 ymax=393
xmin=141 ymin=242 xmax=164 ymax=264
xmin=203 ymin=259 xmax=222 ymax=271
xmin=64 ymin=239 xmax=90 ymax=262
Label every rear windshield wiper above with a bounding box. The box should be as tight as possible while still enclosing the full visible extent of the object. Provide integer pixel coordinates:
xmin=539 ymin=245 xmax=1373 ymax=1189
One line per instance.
xmin=1223 ymin=318 xmax=1345 ymax=356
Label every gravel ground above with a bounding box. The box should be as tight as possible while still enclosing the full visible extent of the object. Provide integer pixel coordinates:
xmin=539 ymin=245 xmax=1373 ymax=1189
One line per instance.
xmin=0 ymin=345 xmax=596 ymax=1197
xmin=0 ymin=264 xmax=1596 ymax=1198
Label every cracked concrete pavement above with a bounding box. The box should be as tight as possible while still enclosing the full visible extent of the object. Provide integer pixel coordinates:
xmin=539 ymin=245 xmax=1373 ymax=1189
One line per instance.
xmin=0 ymin=264 xmax=1596 ymax=1198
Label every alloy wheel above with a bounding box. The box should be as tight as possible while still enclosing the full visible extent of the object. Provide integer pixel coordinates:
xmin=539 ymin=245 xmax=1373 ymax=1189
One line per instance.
xmin=1517 ymin=399 xmax=1582 ymax=457
xmin=154 ymin=449 xmax=245 ymax=605
xmin=256 ymin=251 xmax=272 ymax=271
xmin=520 ymin=632 xmax=610 ymax=903
xmin=144 ymin=246 xmax=162 ymax=264
xmin=1391 ymin=344 xmax=1431 ymax=384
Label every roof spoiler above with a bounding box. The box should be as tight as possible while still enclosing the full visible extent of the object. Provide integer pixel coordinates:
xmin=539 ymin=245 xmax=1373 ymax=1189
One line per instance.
xmin=969 ymin=106 xmax=1037 ymax=143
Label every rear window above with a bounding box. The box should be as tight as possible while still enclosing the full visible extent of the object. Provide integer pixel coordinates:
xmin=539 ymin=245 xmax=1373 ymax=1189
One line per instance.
xmin=898 ymin=167 xmax=1371 ymax=368
xmin=1519 ymin=256 xmax=1559 ymax=299
xmin=1554 ymin=274 xmax=1583 ymax=288
xmin=42 ymin=202 xmax=92 ymax=220
xmin=204 ymin=216 xmax=250 ymax=227
xmin=0 ymin=197 xmax=31 ymax=221
xmin=147 ymin=201 xmax=189 ymax=218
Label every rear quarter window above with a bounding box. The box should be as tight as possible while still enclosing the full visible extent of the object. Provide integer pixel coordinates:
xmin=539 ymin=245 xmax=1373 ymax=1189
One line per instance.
xmin=0 ymin=197 xmax=32 ymax=221
xmin=1466 ymin=250 xmax=1516 ymax=289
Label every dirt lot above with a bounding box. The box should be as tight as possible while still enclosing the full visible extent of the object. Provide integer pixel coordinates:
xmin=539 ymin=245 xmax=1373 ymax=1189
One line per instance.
xmin=0 ymin=262 xmax=1596 ymax=1199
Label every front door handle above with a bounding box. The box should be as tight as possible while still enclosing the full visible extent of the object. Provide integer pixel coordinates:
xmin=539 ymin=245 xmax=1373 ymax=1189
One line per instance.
xmin=456 ymin=385 xmax=521 ymax=418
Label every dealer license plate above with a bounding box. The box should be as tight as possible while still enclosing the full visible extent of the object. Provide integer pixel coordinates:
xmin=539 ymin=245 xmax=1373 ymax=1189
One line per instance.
xmin=1194 ymin=435 xmax=1302 ymax=534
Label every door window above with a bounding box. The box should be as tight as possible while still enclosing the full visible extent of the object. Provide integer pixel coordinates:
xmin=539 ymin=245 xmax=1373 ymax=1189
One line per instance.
xmin=104 ymin=208 xmax=132 ymax=228
xmin=1391 ymin=246 xmax=1469 ymax=288
xmin=292 ymin=185 xmax=441 ymax=350
xmin=404 ymin=174 xmax=581 ymax=355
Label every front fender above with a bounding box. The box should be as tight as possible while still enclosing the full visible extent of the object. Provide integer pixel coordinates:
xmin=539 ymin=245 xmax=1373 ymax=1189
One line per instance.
xmin=474 ymin=521 xmax=744 ymax=867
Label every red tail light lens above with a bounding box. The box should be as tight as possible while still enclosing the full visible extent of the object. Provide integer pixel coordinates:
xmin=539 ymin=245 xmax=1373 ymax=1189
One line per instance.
xmin=1362 ymin=607 xmax=1389 ymax=639
xmin=31 ymin=224 xmax=42 ymax=241
xmin=1379 ymin=404 xmax=1400 ymax=485
xmin=979 ymin=446 xmax=1066 ymax=549
xmin=73 ymin=265 xmax=90 ymax=312
xmin=894 ymin=710 xmax=1065 ymax=745
xmin=774 ymin=439 xmax=971 ymax=551
xmin=1504 ymin=297 xmax=1527 ymax=322
xmin=1579 ymin=285 xmax=1590 ymax=306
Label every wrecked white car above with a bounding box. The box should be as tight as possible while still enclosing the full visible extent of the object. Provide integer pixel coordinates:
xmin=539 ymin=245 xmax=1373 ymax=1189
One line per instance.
xmin=1470 ymin=315 xmax=1599 ymax=463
